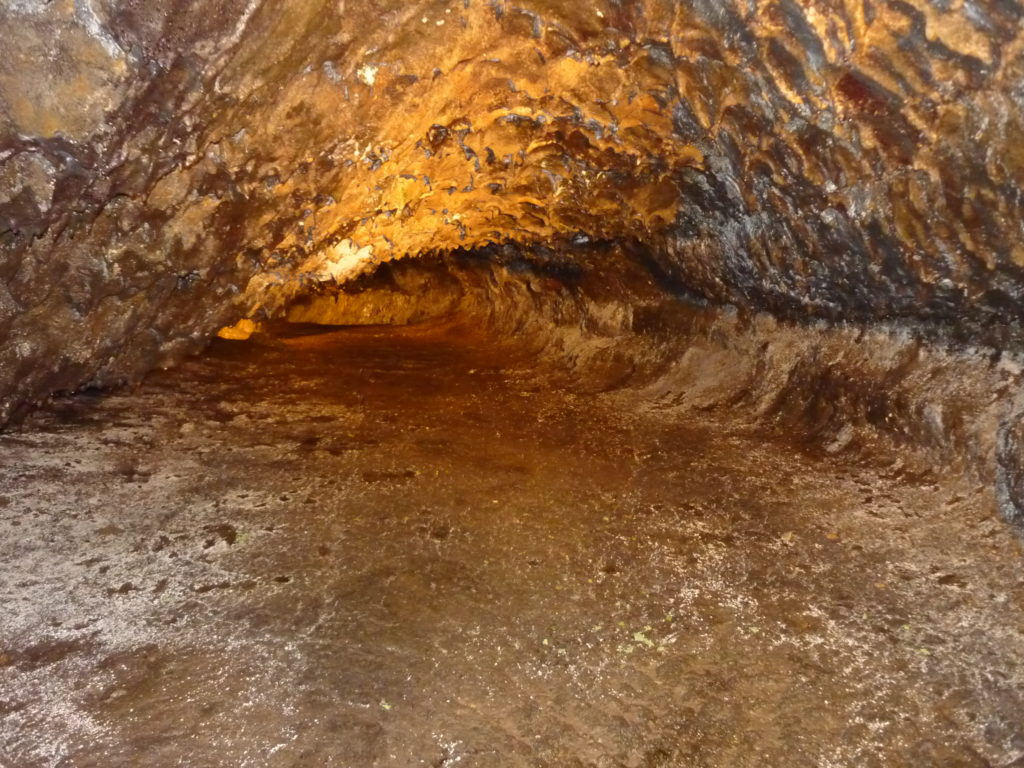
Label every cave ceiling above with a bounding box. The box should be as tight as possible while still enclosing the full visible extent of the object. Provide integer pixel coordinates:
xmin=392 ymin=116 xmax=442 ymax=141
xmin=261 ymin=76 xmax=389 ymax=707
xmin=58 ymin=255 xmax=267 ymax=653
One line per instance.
xmin=0 ymin=0 xmax=1023 ymax=419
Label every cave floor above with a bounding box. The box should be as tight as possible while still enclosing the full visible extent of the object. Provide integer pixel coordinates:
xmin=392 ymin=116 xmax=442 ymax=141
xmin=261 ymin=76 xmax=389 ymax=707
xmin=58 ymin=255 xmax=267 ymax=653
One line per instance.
xmin=1 ymin=322 xmax=1023 ymax=768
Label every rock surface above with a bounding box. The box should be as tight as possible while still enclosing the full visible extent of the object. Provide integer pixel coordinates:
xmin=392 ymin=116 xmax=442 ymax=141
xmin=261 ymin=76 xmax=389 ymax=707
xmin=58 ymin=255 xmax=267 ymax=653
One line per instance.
xmin=2 ymin=0 xmax=1024 ymax=422
xmin=2 ymin=322 xmax=1022 ymax=766
xmin=254 ymin=250 xmax=1024 ymax=528
xmin=4 ymin=5 xmax=1024 ymax=762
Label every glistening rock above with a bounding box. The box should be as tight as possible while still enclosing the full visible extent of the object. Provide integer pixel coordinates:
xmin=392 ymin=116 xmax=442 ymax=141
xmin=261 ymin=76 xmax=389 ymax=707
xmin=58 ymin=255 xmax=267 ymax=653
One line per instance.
xmin=2 ymin=1 xmax=1024 ymax=516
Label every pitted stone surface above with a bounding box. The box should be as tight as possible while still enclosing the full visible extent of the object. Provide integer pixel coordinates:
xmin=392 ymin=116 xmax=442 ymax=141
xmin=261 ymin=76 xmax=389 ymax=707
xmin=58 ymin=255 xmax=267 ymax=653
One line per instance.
xmin=1 ymin=322 xmax=1022 ymax=767
xmin=2 ymin=1 xmax=1024 ymax=420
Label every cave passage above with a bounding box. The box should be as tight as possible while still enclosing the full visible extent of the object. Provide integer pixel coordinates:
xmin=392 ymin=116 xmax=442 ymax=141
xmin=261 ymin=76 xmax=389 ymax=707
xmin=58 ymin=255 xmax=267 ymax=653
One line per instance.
xmin=2 ymin=308 xmax=1024 ymax=766
xmin=4 ymin=0 xmax=1024 ymax=764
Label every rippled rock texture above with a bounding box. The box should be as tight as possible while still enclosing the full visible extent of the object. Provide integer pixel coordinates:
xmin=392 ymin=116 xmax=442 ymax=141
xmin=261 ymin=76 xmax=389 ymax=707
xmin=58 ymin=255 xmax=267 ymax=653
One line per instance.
xmin=3 ymin=0 xmax=1024 ymax=517
xmin=2 ymin=0 xmax=1023 ymax=416
xmin=252 ymin=249 xmax=1024 ymax=529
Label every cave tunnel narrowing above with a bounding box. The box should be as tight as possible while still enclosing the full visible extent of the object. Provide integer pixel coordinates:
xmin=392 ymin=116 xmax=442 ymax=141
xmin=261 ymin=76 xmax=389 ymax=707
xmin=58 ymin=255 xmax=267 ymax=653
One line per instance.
xmin=2 ymin=0 xmax=1024 ymax=765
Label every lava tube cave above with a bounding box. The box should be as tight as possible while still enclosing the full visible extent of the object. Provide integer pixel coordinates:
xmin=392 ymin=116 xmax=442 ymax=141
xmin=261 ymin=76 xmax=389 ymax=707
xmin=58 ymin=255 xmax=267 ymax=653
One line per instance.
xmin=1 ymin=1 xmax=1024 ymax=766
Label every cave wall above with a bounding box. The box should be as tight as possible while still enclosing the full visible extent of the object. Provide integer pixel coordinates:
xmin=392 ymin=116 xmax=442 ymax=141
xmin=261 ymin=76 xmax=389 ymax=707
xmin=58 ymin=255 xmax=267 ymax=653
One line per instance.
xmin=234 ymin=247 xmax=1024 ymax=531
xmin=2 ymin=0 xmax=1024 ymax=423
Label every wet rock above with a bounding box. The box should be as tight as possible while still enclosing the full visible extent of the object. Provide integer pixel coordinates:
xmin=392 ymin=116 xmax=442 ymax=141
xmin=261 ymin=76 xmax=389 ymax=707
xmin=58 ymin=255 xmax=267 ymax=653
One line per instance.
xmin=0 ymin=0 xmax=1022 ymax=427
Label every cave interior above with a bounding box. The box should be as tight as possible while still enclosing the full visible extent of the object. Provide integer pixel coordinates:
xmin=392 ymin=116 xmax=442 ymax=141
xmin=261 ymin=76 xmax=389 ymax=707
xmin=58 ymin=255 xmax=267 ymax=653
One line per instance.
xmin=2 ymin=1 xmax=1024 ymax=765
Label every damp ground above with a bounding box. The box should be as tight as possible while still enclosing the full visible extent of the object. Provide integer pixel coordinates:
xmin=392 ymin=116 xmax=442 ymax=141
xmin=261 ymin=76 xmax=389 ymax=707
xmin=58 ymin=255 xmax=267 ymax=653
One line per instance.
xmin=1 ymin=321 xmax=1023 ymax=767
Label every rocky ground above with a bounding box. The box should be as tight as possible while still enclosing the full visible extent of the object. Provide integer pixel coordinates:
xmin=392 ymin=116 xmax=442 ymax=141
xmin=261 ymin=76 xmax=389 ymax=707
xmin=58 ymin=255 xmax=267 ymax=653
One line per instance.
xmin=1 ymin=321 xmax=1023 ymax=767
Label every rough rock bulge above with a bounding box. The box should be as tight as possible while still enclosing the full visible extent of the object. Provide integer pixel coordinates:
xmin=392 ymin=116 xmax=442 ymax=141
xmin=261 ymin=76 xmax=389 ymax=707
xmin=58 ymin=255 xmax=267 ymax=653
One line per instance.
xmin=1 ymin=0 xmax=1022 ymax=424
